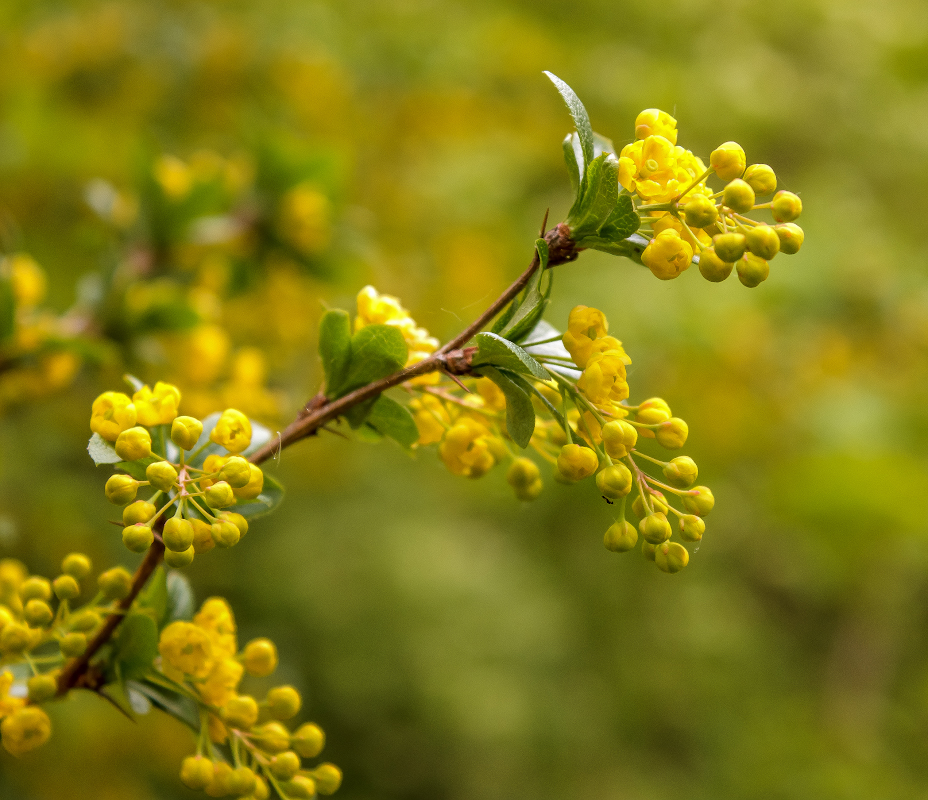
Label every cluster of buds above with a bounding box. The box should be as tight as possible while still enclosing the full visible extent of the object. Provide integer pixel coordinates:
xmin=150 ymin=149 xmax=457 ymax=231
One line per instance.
xmin=0 ymin=553 xmax=138 ymax=756
xmin=161 ymin=598 xmax=340 ymax=799
xmin=621 ymin=109 xmax=803 ymax=287
xmin=92 ymin=381 xmax=264 ymax=566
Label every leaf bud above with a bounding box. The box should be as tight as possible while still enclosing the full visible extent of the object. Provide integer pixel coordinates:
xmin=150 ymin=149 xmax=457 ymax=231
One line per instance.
xmin=211 ymin=520 xmax=241 ymax=548
xmin=662 ymin=456 xmax=698 ymax=488
xmin=146 ymin=460 xmax=178 ymax=492
xmin=205 ymin=481 xmax=235 ymax=509
xmin=270 ymin=751 xmax=302 ymax=780
xmin=27 ymin=673 xmax=58 ymax=703
xmin=114 ymin=426 xmax=152 ymax=462
xmin=267 ymin=685 xmax=302 ymax=720
xmin=122 ymin=524 xmax=154 ymax=553
xmin=228 ymin=766 xmax=257 ymax=797
xmin=601 ymin=419 xmax=638 ymax=458
xmin=61 ymin=553 xmax=92 ymax=580
xmin=164 ymin=546 xmax=195 ymax=568
xmin=253 ymin=721 xmax=291 ymax=754
xmin=710 ymin=141 xmax=746 ymax=182
xmin=0 ymin=621 xmax=32 ymax=653
xmin=23 ymin=599 xmax=53 ymax=627
xmin=603 ymin=520 xmax=638 ymax=553
xmin=218 ymin=511 xmax=248 ymax=537
xmin=736 ymin=253 xmax=769 ymax=288
xmin=771 ymin=190 xmax=802 ymax=222
xmin=595 ymin=464 xmax=633 ymax=499
xmin=232 ymin=464 xmax=264 ymax=500
xmin=98 ymin=566 xmax=133 ymax=600
xmin=632 ymin=490 xmax=668 ymax=518
xmin=20 ymin=576 xmax=52 ymax=603
xmin=312 ymin=763 xmax=344 ymax=795
xmin=655 ymin=417 xmax=688 ymax=449
xmin=68 ymin=610 xmax=99 ymax=632
xmin=221 ymin=695 xmax=259 ymax=729
xmin=60 ymin=631 xmax=87 ymax=657
xmin=242 ymin=637 xmax=278 ymax=676
xmin=679 ymin=514 xmax=706 ymax=542
xmin=180 ymin=755 xmax=214 ymax=791
xmin=743 ymin=164 xmax=777 ymax=195
xmin=163 ymin=518 xmax=194 ymax=552
xmin=210 ymin=408 xmax=253 ymax=453
xmin=639 ymin=512 xmax=672 ymax=544
xmin=698 ymin=246 xmax=734 ymax=282
xmin=556 ymin=444 xmax=599 ymax=482
xmin=712 ymin=232 xmax=747 ymax=263
xmin=655 ymin=541 xmax=690 ymax=573
xmin=722 ymin=179 xmax=755 ymax=214
xmin=286 ymin=776 xmax=317 ymax=799
xmin=682 ymin=486 xmax=715 ymax=516
xmin=192 ymin=519 xmax=216 ymax=554
xmin=105 ymin=474 xmax=139 ymax=505
xmin=506 ymin=458 xmax=540 ymax=490
xmin=219 ymin=456 xmax=252 ymax=489
xmin=775 ymin=223 xmax=804 ymax=255
xmin=682 ymin=194 xmax=718 ymax=228
xmin=171 ymin=416 xmax=203 ymax=451
xmin=292 ymin=723 xmax=325 ymax=758
xmin=123 ymin=500 xmax=156 ymax=526
xmin=744 ymin=224 xmax=780 ymax=260
xmin=53 ymin=574 xmax=80 ymax=601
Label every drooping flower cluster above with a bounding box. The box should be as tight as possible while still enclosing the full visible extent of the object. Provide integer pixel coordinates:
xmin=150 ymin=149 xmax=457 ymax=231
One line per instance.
xmin=159 ymin=598 xmax=341 ymax=799
xmin=92 ymin=381 xmax=264 ymax=566
xmin=621 ymin=109 xmax=804 ymax=287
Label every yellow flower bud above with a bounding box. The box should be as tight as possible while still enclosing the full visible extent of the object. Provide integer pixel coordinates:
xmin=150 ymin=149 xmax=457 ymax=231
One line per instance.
xmin=7 ymin=253 xmax=46 ymax=307
xmin=27 ymin=674 xmax=58 ymax=703
xmin=232 ymin=464 xmax=264 ymax=500
xmin=743 ymin=164 xmax=777 ymax=195
xmin=682 ymin=195 xmax=718 ymax=228
xmin=679 ymin=514 xmax=705 ymax=542
xmin=604 ymin=520 xmax=638 ymax=553
xmin=228 ymin=766 xmax=257 ymax=797
xmin=655 ymin=541 xmax=689 ymax=573
xmin=709 ymin=141 xmax=746 ymax=182
xmin=164 ymin=546 xmax=195 ymax=568
xmin=663 ymin=456 xmax=698 ymax=487
xmin=205 ymin=761 xmax=233 ymax=798
xmin=312 ymin=763 xmax=344 ymax=795
xmin=1 ymin=706 xmax=52 ymax=756
xmin=180 ymin=756 xmax=214 ymax=791
xmin=292 ymin=723 xmax=325 ymax=758
xmin=122 ymin=524 xmax=153 ymax=553
xmin=53 ymin=574 xmax=80 ymax=601
xmin=146 ymin=461 xmax=178 ymax=492
xmin=211 ymin=521 xmax=241 ymax=548
xmin=115 ymin=426 xmax=152 ymax=462
xmin=775 ymin=223 xmax=804 ymax=255
xmin=0 ymin=622 xmax=32 ymax=653
xmin=642 ymin=540 xmax=657 ymax=561
xmin=639 ymin=512 xmax=672 ymax=544
xmin=219 ymin=456 xmax=252 ymax=489
xmin=159 ymin=621 xmax=214 ymax=678
xmin=242 ymin=637 xmax=278 ymax=677
xmin=221 ymin=695 xmax=259 ymax=729
xmin=270 ymin=751 xmax=302 ymax=780
xmin=556 ymin=444 xmax=599 ymax=482
xmin=98 ymin=567 xmax=133 ymax=600
xmin=601 ymin=419 xmax=637 ymax=458
xmin=514 ymin=477 xmax=544 ymax=502
xmin=736 ymin=253 xmax=769 ymax=288
xmin=253 ymin=721 xmax=291 ymax=754
xmin=210 ymin=409 xmax=252 ymax=454
xmin=507 ymin=458 xmax=540 ymax=490
xmin=287 ymin=776 xmax=318 ymax=799
xmin=771 ymin=190 xmax=802 ymax=222
xmin=218 ymin=512 xmax=249 ymax=538
xmin=90 ymin=392 xmax=137 ymax=442
xmin=634 ymin=108 xmax=678 ymax=144
xmin=23 ymin=599 xmax=53 ymax=627
xmin=163 ymin=518 xmax=194 ymax=552
xmin=712 ymin=232 xmax=747 ymax=263
xmin=253 ymin=774 xmax=271 ymax=800
xmin=132 ymin=382 xmax=180 ymax=427
xmin=61 ymin=553 xmax=92 ymax=580
xmin=698 ymin=246 xmax=734 ymax=283
xmin=641 ymin=229 xmax=693 ymax=281
xmin=595 ymin=464 xmax=633 ymax=499
xmin=655 ymin=417 xmax=688 ymax=449
xmin=682 ymin=486 xmax=715 ymax=516
xmin=636 ymin=398 xmax=671 ymax=426
xmin=744 ymin=225 xmax=780 ymax=260
xmin=267 ymin=685 xmax=302 ymax=720
xmin=190 ymin=518 xmax=215 ymax=554
xmin=20 ymin=576 xmax=52 ymax=602
xmin=105 ymin=474 xmax=139 ymax=505
xmin=722 ymin=178 xmax=755 ymax=214
xmin=60 ymin=631 xmax=88 ymax=657
xmin=171 ymin=415 xmax=203 ymax=450
xmin=68 ymin=610 xmax=99 ymax=632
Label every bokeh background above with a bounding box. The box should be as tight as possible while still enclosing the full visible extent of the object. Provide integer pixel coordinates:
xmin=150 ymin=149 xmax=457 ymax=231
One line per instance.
xmin=3 ymin=0 xmax=928 ymax=798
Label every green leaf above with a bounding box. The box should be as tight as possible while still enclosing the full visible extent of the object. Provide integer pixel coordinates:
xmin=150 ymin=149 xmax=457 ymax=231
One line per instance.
xmin=522 ymin=320 xmax=580 ymax=379
xmin=569 ymin=153 xmax=620 ymax=237
xmin=0 ymin=279 xmax=14 ymax=342
xmin=511 ymin=372 xmax=567 ymax=430
xmin=597 ymin=194 xmax=640 ymax=241
xmin=490 ymin=297 xmax=518 ymax=335
xmin=562 ymin=133 xmax=582 ymax=198
xmin=473 ymin=332 xmax=548 ymax=380
xmin=342 ymin=324 xmax=408 ymax=394
xmin=365 ymin=395 xmax=419 ymax=449
xmin=545 ymin=72 xmax=594 ymax=169
xmin=128 ymin=679 xmax=200 ymax=732
xmin=232 ymin=472 xmax=285 ymax=520
xmin=501 ymin=241 xmax=554 ymax=344
xmin=477 ymin=366 xmax=536 ymax=448
xmin=319 ymin=309 xmax=352 ymax=397
xmin=88 ymin=433 xmax=122 ymax=465
xmin=166 ymin=570 xmax=195 ymax=622
xmin=113 ymin=613 xmax=158 ymax=682
xmin=116 ymin=455 xmax=159 ymax=480
xmin=344 ymin=395 xmax=380 ymax=429
xmin=592 ymin=132 xmax=615 ymax=158
xmin=137 ymin=566 xmax=168 ymax=626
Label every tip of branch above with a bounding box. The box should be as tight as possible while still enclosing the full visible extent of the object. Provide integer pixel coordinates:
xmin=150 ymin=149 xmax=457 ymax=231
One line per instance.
xmin=540 ymin=208 xmax=550 ymax=236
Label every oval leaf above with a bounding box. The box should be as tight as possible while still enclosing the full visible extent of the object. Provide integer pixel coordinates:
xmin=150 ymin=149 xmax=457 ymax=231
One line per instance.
xmin=473 ymin=332 xmax=548 ymax=380
xmin=232 ymin=472 xmax=285 ymax=520
xmin=342 ymin=324 xmax=408 ymax=393
xmin=545 ymin=72 xmax=594 ymax=169
xmin=477 ymin=366 xmax=536 ymax=449
xmin=88 ymin=433 xmax=122 ymax=465
xmin=319 ymin=309 xmax=352 ymax=397
xmin=365 ymin=394 xmax=419 ymax=449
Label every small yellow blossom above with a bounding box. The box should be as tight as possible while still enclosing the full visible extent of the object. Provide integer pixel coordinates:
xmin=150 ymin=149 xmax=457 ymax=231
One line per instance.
xmin=634 ymin=109 xmax=678 ymax=145
xmin=159 ymin=621 xmax=214 ymax=679
xmin=194 ymin=598 xmax=237 ymax=659
xmin=90 ymin=392 xmax=137 ymax=441
xmin=641 ymin=229 xmax=693 ymax=281
xmin=133 ymin=382 xmax=181 ymax=426
xmin=439 ymin=418 xmax=497 ymax=478
xmin=1 ymin=706 xmax=51 ymax=757
xmin=210 ymin=409 xmax=252 ymax=453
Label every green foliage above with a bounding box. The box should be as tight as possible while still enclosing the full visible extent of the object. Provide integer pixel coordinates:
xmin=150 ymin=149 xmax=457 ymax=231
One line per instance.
xmin=364 ymin=395 xmax=419 ymax=449
xmin=319 ymin=309 xmax=353 ymax=398
xmin=0 ymin=280 xmax=15 ymax=342
xmin=343 ymin=324 xmax=408 ymax=393
xmin=87 ymin=433 xmax=122 ymax=465
xmin=472 ymin=333 xmax=548 ymax=380
xmin=493 ymin=239 xmax=554 ymax=343
xmin=233 ymin=472 xmax=285 ymax=520
xmin=476 ymin=365 xmax=536 ymax=448
xmin=113 ymin=613 xmax=159 ymax=682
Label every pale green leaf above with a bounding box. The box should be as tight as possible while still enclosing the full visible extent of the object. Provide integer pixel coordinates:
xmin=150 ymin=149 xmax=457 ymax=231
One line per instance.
xmin=365 ymin=394 xmax=419 ymax=449
xmin=473 ymin=332 xmax=548 ymax=379
xmin=88 ymin=433 xmax=122 ymax=465
xmin=342 ymin=324 xmax=408 ymax=393
xmin=166 ymin=570 xmax=195 ymax=622
xmin=113 ymin=613 xmax=158 ymax=681
xmin=319 ymin=309 xmax=352 ymax=397
xmin=232 ymin=472 xmax=285 ymax=520
xmin=478 ymin=366 xmax=535 ymax=448
xmin=545 ymin=72 xmax=594 ymax=168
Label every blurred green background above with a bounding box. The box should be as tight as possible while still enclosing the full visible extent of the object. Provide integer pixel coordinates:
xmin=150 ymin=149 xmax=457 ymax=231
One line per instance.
xmin=4 ymin=0 xmax=928 ymax=798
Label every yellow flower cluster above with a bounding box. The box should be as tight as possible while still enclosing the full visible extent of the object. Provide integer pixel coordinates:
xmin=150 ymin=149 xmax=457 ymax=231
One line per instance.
xmin=160 ymin=598 xmax=341 ymax=799
xmin=619 ymin=109 xmax=804 ymax=287
xmin=0 ymin=552 xmax=127 ymax=757
xmin=92 ymin=384 xmax=264 ymax=565
xmin=356 ymin=285 xmax=440 ymax=372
